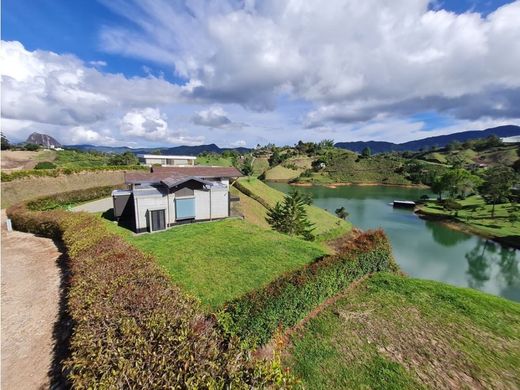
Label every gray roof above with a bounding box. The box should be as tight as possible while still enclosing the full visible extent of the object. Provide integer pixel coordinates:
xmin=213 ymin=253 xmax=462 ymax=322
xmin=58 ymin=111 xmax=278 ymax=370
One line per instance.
xmin=160 ymin=175 xmax=213 ymax=189
xmin=133 ymin=186 xmax=165 ymax=198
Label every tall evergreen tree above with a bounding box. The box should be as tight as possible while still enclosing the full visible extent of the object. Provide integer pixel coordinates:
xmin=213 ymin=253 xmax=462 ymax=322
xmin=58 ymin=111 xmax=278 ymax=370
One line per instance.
xmin=266 ymin=190 xmax=315 ymax=240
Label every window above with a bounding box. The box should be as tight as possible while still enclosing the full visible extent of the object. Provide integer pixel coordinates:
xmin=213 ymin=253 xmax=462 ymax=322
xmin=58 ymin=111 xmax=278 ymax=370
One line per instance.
xmin=175 ymin=197 xmax=195 ymax=220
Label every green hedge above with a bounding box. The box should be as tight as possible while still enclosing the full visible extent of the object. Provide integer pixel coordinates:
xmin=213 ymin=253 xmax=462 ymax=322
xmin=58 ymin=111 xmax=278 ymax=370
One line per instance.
xmin=233 ymin=180 xmax=272 ymax=209
xmin=218 ymin=230 xmax=397 ymax=347
xmin=7 ymin=197 xmax=295 ymax=388
xmin=27 ymin=185 xmax=119 ymax=211
xmin=0 ymin=165 xmax=147 ymax=182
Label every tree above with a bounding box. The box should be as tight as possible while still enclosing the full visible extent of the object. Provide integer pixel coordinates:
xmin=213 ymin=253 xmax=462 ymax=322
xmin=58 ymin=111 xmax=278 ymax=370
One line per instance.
xmin=335 ymin=206 xmax=349 ymax=220
xmin=509 ymin=213 xmax=518 ymax=226
xmin=361 ymin=147 xmax=371 ymax=158
xmin=1 ymin=133 xmax=10 ymax=150
xmin=24 ymin=143 xmax=40 ymax=151
xmin=266 ymin=190 xmax=315 ymax=240
xmin=109 ymin=151 xmax=139 ymax=165
xmin=447 ymin=140 xmax=461 ymax=151
xmin=479 ymin=166 xmax=517 ymax=218
xmin=268 ymin=149 xmax=283 ymax=167
xmin=240 ymin=155 xmax=254 ymax=177
xmin=318 ymin=139 xmax=334 ymax=151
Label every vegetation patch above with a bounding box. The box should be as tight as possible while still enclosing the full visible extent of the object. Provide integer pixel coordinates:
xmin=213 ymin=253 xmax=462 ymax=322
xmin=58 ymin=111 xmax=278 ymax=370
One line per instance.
xmin=286 ymin=272 xmax=520 ymax=390
xmin=234 ymin=178 xmax=351 ymax=240
xmin=103 ymin=218 xmax=327 ymax=309
xmin=264 ymin=165 xmax=302 ymax=181
xmin=417 ymin=195 xmax=520 ymax=245
xmin=218 ymin=230 xmax=397 ymax=347
xmin=7 ymin=193 xmax=294 ymax=388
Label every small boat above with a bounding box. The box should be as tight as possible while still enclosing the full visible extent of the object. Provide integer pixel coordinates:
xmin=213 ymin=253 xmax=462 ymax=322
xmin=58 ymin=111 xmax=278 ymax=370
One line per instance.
xmin=393 ymin=200 xmax=416 ymax=209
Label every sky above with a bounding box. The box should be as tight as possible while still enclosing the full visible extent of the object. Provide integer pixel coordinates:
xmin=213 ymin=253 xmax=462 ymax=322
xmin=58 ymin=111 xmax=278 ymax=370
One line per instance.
xmin=1 ymin=0 xmax=520 ymax=148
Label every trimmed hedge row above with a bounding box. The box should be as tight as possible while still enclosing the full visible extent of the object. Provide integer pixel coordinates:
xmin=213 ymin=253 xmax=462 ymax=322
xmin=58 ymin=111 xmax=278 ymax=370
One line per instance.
xmin=1 ymin=165 xmax=147 ymax=182
xmin=27 ymin=185 xmax=119 ymax=211
xmin=218 ymin=230 xmax=398 ymax=347
xmin=7 ymin=198 xmax=295 ymax=387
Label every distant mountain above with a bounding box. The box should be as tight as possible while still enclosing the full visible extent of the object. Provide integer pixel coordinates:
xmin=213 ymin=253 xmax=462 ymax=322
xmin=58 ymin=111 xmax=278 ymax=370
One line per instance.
xmin=335 ymin=125 xmax=520 ymax=153
xmin=64 ymin=143 xmax=250 ymax=155
xmin=26 ymin=132 xmax=61 ymax=148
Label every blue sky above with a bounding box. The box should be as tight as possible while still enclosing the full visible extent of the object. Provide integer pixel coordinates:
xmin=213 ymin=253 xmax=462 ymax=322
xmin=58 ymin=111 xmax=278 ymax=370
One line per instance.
xmin=2 ymin=0 xmax=519 ymax=147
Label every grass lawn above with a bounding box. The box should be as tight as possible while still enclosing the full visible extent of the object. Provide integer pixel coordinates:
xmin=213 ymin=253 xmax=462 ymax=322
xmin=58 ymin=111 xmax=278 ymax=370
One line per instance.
xmin=195 ymin=155 xmax=234 ymax=167
xmin=264 ymin=165 xmax=301 ymax=181
xmin=235 ymin=178 xmax=351 ymax=240
xmin=418 ymin=195 xmax=520 ymax=241
xmin=102 ymin=218 xmax=327 ymax=309
xmin=285 ymin=272 xmax=520 ymax=389
xmin=252 ymin=157 xmax=269 ymax=176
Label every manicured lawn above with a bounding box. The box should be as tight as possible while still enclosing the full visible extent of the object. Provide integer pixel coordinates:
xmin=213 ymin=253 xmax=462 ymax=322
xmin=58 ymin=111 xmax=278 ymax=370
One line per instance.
xmin=286 ymin=272 xmax=520 ymax=389
xmin=418 ymin=195 xmax=520 ymax=240
xmin=235 ymin=178 xmax=351 ymax=240
xmin=195 ymin=155 xmax=234 ymax=167
xmin=102 ymin=218 xmax=327 ymax=309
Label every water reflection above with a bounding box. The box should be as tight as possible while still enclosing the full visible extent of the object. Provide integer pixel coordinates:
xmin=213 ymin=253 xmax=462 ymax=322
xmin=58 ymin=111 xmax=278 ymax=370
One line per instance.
xmin=425 ymin=221 xmax=471 ymax=247
xmin=465 ymin=240 xmax=520 ymax=297
xmin=268 ymin=182 xmax=520 ymax=302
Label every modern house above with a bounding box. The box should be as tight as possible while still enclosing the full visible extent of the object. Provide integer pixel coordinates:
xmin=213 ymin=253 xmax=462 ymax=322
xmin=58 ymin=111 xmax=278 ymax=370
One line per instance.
xmin=137 ymin=154 xmax=196 ymax=167
xmin=112 ymin=166 xmax=242 ymax=233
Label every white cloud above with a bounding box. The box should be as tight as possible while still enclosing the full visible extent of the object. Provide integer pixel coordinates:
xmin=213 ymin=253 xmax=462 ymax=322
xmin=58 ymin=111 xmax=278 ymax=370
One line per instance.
xmin=0 ymin=40 xmax=183 ymax=127
xmin=99 ymin=0 xmax=520 ymax=122
xmin=121 ymin=108 xmax=205 ymax=145
xmin=230 ymin=139 xmax=247 ymax=147
xmin=191 ymin=105 xmax=246 ymax=129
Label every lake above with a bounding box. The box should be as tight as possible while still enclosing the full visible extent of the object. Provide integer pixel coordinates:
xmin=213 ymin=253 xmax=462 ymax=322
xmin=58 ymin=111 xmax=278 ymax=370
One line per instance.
xmin=268 ymin=182 xmax=520 ymax=302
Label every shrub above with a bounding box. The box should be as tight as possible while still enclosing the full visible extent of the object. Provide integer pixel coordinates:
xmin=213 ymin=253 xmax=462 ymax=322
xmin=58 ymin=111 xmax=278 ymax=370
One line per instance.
xmin=218 ymin=230 xmax=397 ymax=347
xmin=7 ymin=193 xmax=295 ymax=388
xmin=27 ymin=185 xmax=119 ymax=211
xmin=34 ymin=161 xmax=57 ymax=169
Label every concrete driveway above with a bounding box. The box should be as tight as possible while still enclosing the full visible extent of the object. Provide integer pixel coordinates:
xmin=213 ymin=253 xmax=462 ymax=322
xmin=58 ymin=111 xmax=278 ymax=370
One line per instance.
xmin=72 ymin=197 xmax=113 ymax=213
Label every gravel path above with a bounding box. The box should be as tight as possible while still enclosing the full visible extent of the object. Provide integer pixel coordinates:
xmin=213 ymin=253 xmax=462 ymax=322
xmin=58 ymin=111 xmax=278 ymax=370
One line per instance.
xmin=1 ymin=210 xmax=62 ymax=389
xmin=72 ymin=197 xmax=112 ymax=213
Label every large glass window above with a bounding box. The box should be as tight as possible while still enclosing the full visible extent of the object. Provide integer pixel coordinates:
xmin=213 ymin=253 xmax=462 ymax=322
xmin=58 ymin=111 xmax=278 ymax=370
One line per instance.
xmin=175 ymin=197 xmax=195 ymax=220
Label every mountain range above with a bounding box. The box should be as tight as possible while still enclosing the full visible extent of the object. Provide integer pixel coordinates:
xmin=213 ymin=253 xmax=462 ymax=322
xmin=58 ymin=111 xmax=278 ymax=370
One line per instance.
xmin=58 ymin=124 xmax=520 ymax=155
xmin=64 ymin=143 xmax=250 ymax=155
xmin=334 ymin=125 xmax=520 ymax=153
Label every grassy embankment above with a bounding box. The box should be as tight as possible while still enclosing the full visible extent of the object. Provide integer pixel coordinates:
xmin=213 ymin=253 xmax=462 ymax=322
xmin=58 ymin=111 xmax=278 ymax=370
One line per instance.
xmin=285 ymin=272 xmax=520 ymax=390
xmin=262 ymin=152 xmax=412 ymax=185
xmin=233 ymin=177 xmax=351 ymax=240
xmin=195 ymin=155 xmax=234 ymax=166
xmin=419 ymin=144 xmax=518 ymax=167
xmin=416 ymin=195 xmax=520 ymax=247
xmin=103 ymin=218 xmax=327 ymax=309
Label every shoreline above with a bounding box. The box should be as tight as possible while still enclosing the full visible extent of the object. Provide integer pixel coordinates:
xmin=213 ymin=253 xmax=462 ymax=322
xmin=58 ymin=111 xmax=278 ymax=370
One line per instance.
xmin=415 ymin=209 xmax=520 ymax=250
xmin=289 ymin=181 xmax=429 ymax=189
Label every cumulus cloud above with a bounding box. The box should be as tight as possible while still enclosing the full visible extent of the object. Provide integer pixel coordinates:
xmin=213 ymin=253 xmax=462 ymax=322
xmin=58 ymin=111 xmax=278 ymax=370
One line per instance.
xmin=99 ymin=0 xmax=520 ymax=122
xmin=121 ymin=108 xmax=204 ymax=145
xmin=191 ymin=105 xmax=247 ymax=129
xmin=1 ymin=41 xmax=185 ymax=128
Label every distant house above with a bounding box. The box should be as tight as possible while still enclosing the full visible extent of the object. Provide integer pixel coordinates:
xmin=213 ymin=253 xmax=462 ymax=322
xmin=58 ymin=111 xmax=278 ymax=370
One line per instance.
xmin=113 ymin=166 xmax=242 ymax=233
xmin=137 ymin=154 xmax=196 ymax=167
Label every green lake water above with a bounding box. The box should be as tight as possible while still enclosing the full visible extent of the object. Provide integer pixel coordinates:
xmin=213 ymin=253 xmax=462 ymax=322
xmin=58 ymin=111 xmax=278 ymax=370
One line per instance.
xmin=268 ymin=182 xmax=520 ymax=302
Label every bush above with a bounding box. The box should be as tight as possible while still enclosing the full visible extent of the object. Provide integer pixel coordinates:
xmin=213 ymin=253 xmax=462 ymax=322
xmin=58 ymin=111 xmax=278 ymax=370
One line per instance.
xmin=34 ymin=161 xmax=57 ymax=169
xmin=218 ymin=230 xmax=397 ymax=347
xmin=27 ymin=185 xmax=118 ymax=211
xmin=6 ymin=197 xmax=295 ymax=388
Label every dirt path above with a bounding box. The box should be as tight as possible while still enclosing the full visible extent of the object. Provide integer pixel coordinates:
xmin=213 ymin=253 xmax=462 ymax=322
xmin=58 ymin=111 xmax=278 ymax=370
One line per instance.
xmin=1 ymin=210 xmax=63 ymax=389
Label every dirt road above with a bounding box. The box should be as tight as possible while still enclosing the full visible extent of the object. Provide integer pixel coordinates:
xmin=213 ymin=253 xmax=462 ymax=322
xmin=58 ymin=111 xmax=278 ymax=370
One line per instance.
xmin=1 ymin=210 xmax=63 ymax=389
